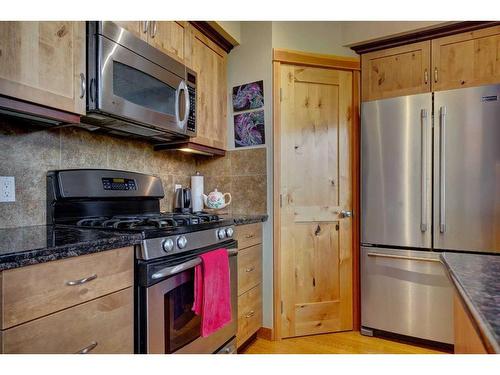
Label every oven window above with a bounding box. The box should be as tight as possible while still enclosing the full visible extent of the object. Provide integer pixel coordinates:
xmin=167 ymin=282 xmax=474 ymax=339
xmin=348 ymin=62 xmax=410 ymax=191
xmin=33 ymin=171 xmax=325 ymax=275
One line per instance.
xmin=165 ymin=274 xmax=201 ymax=353
xmin=113 ymin=61 xmax=177 ymax=116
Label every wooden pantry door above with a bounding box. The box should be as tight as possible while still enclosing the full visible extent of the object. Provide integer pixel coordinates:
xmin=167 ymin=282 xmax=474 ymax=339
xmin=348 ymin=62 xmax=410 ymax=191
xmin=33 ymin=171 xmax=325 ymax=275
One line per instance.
xmin=278 ymin=64 xmax=353 ymax=338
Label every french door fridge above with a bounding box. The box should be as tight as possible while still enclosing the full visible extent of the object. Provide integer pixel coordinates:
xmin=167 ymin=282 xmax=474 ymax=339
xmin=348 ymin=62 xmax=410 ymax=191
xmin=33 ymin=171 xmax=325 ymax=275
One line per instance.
xmin=360 ymin=84 xmax=500 ymax=345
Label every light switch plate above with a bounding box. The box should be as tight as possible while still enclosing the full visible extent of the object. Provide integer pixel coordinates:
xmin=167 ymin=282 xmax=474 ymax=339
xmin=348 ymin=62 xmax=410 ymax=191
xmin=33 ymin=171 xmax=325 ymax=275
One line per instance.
xmin=0 ymin=176 xmax=15 ymax=202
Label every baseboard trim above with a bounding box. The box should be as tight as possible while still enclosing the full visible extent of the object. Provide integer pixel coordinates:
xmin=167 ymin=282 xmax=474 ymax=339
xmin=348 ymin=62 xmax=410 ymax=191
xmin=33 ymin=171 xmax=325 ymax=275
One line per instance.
xmin=257 ymin=327 xmax=273 ymax=341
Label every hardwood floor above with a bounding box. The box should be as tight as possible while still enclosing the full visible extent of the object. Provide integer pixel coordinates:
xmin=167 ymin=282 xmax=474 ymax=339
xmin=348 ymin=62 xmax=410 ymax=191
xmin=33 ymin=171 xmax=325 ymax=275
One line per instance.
xmin=239 ymin=331 xmax=447 ymax=354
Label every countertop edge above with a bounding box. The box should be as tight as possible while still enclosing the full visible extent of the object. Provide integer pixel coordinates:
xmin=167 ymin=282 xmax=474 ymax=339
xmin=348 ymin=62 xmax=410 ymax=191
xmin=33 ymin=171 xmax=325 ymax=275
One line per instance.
xmin=232 ymin=215 xmax=268 ymax=226
xmin=440 ymin=254 xmax=500 ymax=354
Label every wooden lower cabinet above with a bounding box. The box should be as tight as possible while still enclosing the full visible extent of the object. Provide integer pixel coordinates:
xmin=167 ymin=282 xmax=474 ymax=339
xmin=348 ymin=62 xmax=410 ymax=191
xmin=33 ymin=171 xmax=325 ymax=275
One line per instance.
xmin=235 ymin=223 xmax=263 ymax=348
xmin=0 ymin=287 xmax=133 ymax=354
xmin=453 ymin=292 xmax=489 ymax=354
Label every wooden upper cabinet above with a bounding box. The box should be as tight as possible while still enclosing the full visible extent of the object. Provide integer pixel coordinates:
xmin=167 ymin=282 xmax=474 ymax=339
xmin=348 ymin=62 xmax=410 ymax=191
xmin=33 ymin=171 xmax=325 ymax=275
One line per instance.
xmin=361 ymin=41 xmax=431 ymax=101
xmin=189 ymin=28 xmax=228 ymax=150
xmin=148 ymin=21 xmax=187 ymax=63
xmin=113 ymin=21 xmax=148 ymax=41
xmin=432 ymin=25 xmax=500 ymax=91
xmin=0 ymin=21 xmax=86 ymax=115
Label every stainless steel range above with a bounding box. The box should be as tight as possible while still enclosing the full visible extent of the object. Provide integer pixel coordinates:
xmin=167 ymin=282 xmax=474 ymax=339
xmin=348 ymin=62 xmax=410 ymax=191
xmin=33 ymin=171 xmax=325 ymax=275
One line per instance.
xmin=46 ymin=169 xmax=237 ymax=354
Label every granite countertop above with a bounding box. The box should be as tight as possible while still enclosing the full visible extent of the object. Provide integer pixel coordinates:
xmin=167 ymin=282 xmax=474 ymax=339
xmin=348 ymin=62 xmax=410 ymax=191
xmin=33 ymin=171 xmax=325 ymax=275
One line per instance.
xmin=228 ymin=214 xmax=268 ymax=225
xmin=0 ymin=226 xmax=142 ymax=271
xmin=440 ymin=252 xmax=500 ymax=353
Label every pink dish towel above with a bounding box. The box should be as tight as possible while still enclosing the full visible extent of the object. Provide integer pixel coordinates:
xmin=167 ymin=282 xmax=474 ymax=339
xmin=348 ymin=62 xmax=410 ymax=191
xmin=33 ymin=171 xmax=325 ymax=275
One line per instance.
xmin=192 ymin=248 xmax=232 ymax=337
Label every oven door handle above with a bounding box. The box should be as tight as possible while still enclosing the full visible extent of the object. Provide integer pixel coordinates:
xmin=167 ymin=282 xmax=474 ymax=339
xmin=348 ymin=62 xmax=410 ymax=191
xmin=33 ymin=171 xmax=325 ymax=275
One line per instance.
xmin=151 ymin=248 xmax=238 ymax=280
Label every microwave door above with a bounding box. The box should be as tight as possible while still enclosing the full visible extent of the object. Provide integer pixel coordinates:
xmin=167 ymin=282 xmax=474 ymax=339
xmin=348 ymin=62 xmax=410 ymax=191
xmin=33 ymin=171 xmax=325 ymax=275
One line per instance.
xmin=97 ymin=36 xmax=185 ymax=134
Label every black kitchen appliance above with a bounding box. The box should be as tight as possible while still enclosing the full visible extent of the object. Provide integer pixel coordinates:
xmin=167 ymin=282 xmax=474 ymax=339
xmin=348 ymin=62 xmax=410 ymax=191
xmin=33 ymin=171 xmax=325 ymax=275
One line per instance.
xmin=174 ymin=187 xmax=192 ymax=214
xmin=46 ymin=169 xmax=237 ymax=354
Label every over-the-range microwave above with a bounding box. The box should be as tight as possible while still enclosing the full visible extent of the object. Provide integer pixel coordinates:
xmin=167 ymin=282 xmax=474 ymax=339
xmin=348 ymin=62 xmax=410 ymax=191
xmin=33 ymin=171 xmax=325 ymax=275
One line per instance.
xmin=82 ymin=21 xmax=196 ymax=143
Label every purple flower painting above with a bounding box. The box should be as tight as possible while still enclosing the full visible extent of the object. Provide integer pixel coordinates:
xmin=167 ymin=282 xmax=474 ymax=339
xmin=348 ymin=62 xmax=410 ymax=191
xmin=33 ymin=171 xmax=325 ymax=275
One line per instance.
xmin=234 ymin=110 xmax=265 ymax=148
xmin=232 ymin=80 xmax=264 ymax=112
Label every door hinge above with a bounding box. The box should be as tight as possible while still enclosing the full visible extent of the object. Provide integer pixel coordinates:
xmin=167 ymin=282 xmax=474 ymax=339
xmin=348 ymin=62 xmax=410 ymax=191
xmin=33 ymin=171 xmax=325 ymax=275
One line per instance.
xmin=281 ymin=301 xmax=283 ymax=314
xmin=280 ymin=194 xmax=283 ymax=207
xmin=280 ymin=88 xmax=283 ymax=102
xmin=335 ymin=224 xmax=339 ymax=231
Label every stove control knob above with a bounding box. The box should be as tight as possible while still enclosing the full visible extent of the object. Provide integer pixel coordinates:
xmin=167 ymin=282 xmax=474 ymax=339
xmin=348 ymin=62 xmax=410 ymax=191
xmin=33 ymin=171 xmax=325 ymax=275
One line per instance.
xmin=217 ymin=229 xmax=226 ymax=240
xmin=225 ymin=227 xmax=234 ymax=238
xmin=162 ymin=238 xmax=174 ymax=252
xmin=177 ymin=235 xmax=188 ymax=249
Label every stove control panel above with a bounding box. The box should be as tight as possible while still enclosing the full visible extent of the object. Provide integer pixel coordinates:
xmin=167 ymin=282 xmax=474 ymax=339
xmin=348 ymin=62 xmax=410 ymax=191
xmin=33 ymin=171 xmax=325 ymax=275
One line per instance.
xmin=102 ymin=177 xmax=137 ymax=191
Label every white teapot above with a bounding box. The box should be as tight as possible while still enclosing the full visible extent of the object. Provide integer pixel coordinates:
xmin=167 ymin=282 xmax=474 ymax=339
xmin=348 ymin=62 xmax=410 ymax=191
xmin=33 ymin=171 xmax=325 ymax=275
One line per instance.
xmin=202 ymin=189 xmax=232 ymax=209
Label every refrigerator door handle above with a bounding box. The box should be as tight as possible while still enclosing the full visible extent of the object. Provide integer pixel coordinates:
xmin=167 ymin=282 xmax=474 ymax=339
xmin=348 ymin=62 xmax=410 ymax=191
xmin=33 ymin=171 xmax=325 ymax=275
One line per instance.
xmin=420 ymin=109 xmax=428 ymax=232
xmin=439 ymin=106 xmax=447 ymax=233
xmin=366 ymin=252 xmax=441 ymax=263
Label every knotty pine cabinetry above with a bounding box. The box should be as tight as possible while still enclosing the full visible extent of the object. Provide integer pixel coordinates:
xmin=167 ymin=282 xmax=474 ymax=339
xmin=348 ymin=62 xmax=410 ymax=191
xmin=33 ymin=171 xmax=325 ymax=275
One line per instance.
xmin=0 ymin=247 xmax=134 ymax=354
xmin=0 ymin=21 xmax=86 ymax=115
xmin=187 ymin=27 xmax=228 ymax=151
xmin=361 ymin=25 xmax=500 ymax=101
xmin=235 ymin=223 xmax=263 ymax=348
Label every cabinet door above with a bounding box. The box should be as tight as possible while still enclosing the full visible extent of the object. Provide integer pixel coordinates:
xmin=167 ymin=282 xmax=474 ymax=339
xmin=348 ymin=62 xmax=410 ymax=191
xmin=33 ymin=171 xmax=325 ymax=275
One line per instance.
xmin=190 ymin=29 xmax=227 ymax=150
xmin=148 ymin=21 xmax=187 ymax=63
xmin=361 ymin=41 xmax=431 ymax=101
xmin=114 ymin=21 xmax=148 ymax=41
xmin=0 ymin=21 xmax=86 ymax=115
xmin=432 ymin=25 xmax=500 ymax=91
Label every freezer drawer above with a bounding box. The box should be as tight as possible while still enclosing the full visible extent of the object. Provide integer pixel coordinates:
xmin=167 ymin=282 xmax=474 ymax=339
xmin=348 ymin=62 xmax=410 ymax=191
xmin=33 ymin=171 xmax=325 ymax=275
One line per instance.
xmin=361 ymin=93 xmax=432 ymax=249
xmin=434 ymin=84 xmax=500 ymax=253
xmin=361 ymin=246 xmax=454 ymax=344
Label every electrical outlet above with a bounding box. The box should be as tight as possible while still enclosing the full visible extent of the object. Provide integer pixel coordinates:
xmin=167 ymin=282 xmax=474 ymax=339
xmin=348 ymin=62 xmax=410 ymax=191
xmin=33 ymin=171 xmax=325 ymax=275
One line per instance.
xmin=0 ymin=176 xmax=15 ymax=202
xmin=174 ymin=184 xmax=182 ymax=192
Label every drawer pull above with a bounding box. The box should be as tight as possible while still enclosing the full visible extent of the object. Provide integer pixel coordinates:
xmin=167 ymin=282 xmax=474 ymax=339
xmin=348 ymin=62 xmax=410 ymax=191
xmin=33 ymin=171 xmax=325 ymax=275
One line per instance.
xmin=66 ymin=274 xmax=97 ymax=286
xmin=245 ymin=266 xmax=255 ymax=273
xmin=245 ymin=310 xmax=255 ymax=318
xmin=245 ymin=234 xmax=255 ymax=239
xmin=76 ymin=341 xmax=98 ymax=354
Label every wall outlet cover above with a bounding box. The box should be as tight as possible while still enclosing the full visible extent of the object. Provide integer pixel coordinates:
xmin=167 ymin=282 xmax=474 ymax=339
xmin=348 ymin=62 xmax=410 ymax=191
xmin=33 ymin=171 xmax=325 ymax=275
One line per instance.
xmin=0 ymin=176 xmax=16 ymax=202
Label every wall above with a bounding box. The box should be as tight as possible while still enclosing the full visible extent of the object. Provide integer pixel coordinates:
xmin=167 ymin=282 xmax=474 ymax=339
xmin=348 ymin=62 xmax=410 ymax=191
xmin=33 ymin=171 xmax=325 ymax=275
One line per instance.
xmin=0 ymin=116 xmax=266 ymax=228
xmin=226 ymin=21 xmax=274 ymax=328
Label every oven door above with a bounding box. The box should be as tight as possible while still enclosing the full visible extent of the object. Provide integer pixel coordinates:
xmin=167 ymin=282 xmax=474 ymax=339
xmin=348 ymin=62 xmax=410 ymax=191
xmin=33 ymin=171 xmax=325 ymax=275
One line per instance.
xmin=145 ymin=246 xmax=238 ymax=354
xmin=96 ymin=35 xmax=190 ymax=135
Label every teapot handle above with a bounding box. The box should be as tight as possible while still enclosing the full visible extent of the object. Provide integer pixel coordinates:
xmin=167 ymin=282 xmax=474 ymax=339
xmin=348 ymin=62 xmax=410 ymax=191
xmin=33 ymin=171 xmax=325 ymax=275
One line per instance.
xmin=223 ymin=193 xmax=232 ymax=206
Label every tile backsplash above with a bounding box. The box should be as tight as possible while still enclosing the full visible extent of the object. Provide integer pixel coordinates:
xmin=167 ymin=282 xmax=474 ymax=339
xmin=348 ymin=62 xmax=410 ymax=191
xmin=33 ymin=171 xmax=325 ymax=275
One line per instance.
xmin=0 ymin=117 xmax=267 ymax=228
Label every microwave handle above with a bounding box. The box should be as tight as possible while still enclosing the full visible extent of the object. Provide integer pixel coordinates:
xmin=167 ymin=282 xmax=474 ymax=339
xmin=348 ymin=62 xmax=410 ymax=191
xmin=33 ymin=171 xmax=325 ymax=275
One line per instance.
xmin=151 ymin=248 xmax=238 ymax=280
xmin=174 ymin=80 xmax=190 ymax=130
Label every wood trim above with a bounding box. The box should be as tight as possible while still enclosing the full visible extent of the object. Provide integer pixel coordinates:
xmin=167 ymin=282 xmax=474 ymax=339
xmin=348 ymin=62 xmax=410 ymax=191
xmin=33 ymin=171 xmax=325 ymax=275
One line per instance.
xmin=153 ymin=141 xmax=226 ymax=156
xmin=272 ymin=52 xmax=360 ymax=339
xmin=350 ymin=21 xmax=500 ymax=54
xmin=189 ymin=21 xmax=235 ymax=53
xmin=273 ymin=49 xmax=360 ymax=71
xmin=352 ymin=70 xmax=361 ymax=331
xmin=257 ymin=327 xmax=273 ymax=341
xmin=0 ymin=95 xmax=80 ymax=124
xmin=272 ymin=60 xmax=282 ymax=341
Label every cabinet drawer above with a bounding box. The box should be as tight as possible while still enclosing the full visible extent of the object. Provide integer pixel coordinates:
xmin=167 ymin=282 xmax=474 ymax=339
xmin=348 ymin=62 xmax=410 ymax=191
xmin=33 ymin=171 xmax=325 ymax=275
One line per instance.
xmin=237 ymin=285 xmax=262 ymax=347
xmin=235 ymin=223 xmax=262 ymax=250
xmin=0 ymin=287 xmax=133 ymax=354
xmin=238 ymin=244 xmax=262 ymax=296
xmin=1 ymin=247 xmax=134 ymax=329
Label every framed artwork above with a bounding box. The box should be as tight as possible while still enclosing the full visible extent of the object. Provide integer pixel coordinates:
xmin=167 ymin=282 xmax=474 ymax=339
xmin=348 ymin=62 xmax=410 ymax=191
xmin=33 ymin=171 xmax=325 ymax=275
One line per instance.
xmin=234 ymin=110 xmax=265 ymax=148
xmin=232 ymin=80 xmax=264 ymax=112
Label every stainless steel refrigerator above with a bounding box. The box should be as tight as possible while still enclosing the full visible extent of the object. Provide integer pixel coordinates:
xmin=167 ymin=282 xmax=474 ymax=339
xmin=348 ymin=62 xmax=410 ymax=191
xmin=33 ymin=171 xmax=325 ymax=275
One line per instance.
xmin=360 ymin=84 xmax=500 ymax=345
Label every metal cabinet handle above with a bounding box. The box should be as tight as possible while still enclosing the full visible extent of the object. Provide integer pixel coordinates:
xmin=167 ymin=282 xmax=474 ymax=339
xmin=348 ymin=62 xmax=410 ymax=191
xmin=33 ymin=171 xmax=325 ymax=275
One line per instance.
xmin=424 ymin=69 xmax=428 ymax=84
xmin=439 ymin=106 xmax=447 ymax=233
xmin=434 ymin=67 xmax=438 ymax=83
xmin=66 ymin=274 xmax=97 ymax=286
xmin=420 ymin=109 xmax=428 ymax=232
xmin=142 ymin=21 xmax=149 ymax=34
xmin=367 ymin=252 xmax=440 ymax=263
xmin=245 ymin=310 xmax=255 ymax=318
xmin=339 ymin=210 xmax=353 ymax=218
xmin=76 ymin=341 xmax=98 ymax=354
xmin=79 ymin=73 xmax=85 ymax=99
xmin=245 ymin=266 xmax=255 ymax=273
xmin=150 ymin=21 xmax=158 ymax=38
xmin=245 ymin=234 xmax=255 ymax=239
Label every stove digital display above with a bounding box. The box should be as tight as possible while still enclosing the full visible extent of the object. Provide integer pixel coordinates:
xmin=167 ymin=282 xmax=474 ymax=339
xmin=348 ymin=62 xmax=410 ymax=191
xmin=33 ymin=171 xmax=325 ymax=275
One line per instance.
xmin=102 ymin=177 xmax=137 ymax=191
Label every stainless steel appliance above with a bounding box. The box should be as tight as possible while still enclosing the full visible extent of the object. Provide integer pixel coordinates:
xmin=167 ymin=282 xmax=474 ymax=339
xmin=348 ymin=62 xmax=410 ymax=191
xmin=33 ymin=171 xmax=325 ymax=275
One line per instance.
xmin=174 ymin=187 xmax=192 ymax=213
xmin=46 ymin=169 xmax=237 ymax=354
xmin=84 ymin=22 xmax=196 ymax=142
xmin=361 ymin=84 xmax=500 ymax=345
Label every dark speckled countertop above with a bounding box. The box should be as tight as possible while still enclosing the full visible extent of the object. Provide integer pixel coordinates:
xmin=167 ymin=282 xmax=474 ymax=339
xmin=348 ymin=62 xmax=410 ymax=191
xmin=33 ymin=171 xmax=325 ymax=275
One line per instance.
xmin=440 ymin=252 xmax=500 ymax=353
xmin=230 ymin=214 xmax=268 ymax=225
xmin=0 ymin=226 xmax=142 ymax=271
